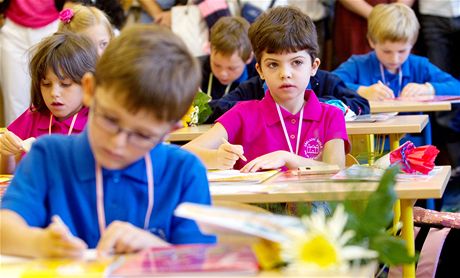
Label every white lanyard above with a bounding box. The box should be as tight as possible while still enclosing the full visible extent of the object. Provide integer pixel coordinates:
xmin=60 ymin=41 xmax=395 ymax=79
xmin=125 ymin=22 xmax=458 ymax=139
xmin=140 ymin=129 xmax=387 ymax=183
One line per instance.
xmin=276 ymin=103 xmax=304 ymax=155
xmin=96 ymin=154 xmax=154 ymax=235
xmin=207 ymin=73 xmax=231 ymax=98
xmin=48 ymin=113 xmax=78 ymax=135
xmin=379 ymin=63 xmax=402 ymax=97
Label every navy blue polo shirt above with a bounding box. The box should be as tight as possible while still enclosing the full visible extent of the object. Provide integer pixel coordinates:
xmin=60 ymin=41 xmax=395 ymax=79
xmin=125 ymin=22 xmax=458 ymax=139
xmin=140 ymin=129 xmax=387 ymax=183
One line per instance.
xmin=1 ymin=130 xmax=215 ymax=248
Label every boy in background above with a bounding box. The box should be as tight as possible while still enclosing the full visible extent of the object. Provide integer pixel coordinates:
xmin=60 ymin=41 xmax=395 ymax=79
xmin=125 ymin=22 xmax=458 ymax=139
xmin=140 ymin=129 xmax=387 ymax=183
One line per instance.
xmin=333 ymin=3 xmax=460 ymax=101
xmin=199 ymin=16 xmax=257 ymax=100
xmin=0 ymin=25 xmax=215 ymax=258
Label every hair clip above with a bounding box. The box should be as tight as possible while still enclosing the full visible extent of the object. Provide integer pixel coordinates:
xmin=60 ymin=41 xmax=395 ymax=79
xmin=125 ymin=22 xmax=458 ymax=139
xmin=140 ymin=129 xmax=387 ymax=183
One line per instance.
xmin=59 ymin=8 xmax=74 ymax=24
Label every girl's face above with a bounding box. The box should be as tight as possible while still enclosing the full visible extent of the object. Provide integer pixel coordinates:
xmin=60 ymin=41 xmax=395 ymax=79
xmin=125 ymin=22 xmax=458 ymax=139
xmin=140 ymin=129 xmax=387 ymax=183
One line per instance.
xmin=81 ymin=23 xmax=111 ymax=56
xmin=256 ymin=50 xmax=320 ymax=108
xmin=41 ymin=68 xmax=84 ymax=121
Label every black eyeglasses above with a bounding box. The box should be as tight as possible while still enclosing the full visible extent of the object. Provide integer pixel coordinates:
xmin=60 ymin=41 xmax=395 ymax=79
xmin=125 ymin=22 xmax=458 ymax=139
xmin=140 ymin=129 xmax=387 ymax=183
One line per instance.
xmin=91 ymin=99 xmax=162 ymax=148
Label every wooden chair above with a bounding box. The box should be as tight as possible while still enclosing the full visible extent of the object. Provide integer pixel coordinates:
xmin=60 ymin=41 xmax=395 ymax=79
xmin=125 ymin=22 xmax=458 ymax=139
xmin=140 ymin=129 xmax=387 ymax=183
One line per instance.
xmin=345 ymin=153 xmax=360 ymax=167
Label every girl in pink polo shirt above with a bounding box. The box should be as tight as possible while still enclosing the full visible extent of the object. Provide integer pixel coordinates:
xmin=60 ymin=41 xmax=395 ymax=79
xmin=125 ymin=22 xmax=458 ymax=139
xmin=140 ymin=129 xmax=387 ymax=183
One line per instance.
xmin=0 ymin=32 xmax=97 ymax=173
xmin=184 ymin=6 xmax=350 ymax=172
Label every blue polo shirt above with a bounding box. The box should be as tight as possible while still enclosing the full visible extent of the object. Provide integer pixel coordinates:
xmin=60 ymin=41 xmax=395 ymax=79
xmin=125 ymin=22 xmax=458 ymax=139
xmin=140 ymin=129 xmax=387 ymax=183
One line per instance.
xmin=333 ymin=51 xmax=460 ymax=97
xmin=1 ymin=130 xmax=215 ymax=248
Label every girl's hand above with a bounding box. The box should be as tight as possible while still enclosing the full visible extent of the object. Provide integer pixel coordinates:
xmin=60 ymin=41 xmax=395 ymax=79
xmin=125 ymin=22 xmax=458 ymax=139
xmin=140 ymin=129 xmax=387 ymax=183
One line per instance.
xmin=358 ymin=82 xmax=395 ymax=101
xmin=215 ymin=140 xmax=247 ymax=170
xmin=400 ymin=83 xmax=434 ymax=97
xmin=240 ymin=151 xmax=292 ymax=173
xmin=35 ymin=216 xmax=87 ymax=258
xmin=0 ymin=130 xmax=24 ymax=156
xmin=97 ymin=221 xmax=170 ymax=257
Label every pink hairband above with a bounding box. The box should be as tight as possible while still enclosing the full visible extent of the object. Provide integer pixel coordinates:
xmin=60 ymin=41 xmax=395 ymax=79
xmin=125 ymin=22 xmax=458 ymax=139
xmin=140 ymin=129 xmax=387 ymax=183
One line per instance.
xmin=59 ymin=8 xmax=74 ymax=24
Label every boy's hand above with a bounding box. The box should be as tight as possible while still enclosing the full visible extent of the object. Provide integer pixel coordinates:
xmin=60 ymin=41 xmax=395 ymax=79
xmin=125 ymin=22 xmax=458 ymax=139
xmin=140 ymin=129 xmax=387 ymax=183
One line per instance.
xmin=0 ymin=130 xmax=24 ymax=156
xmin=400 ymin=83 xmax=435 ymax=97
xmin=36 ymin=216 xmax=87 ymax=258
xmin=240 ymin=151 xmax=291 ymax=173
xmin=216 ymin=139 xmax=247 ymax=169
xmin=97 ymin=221 xmax=170 ymax=257
xmin=358 ymin=82 xmax=395 ymax=101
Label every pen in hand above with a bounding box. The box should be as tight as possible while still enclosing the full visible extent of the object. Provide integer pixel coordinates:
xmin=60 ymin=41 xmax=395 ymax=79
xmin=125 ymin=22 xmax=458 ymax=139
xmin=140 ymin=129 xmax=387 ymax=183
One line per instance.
xmin=221 ymin=138 xmax=247 ymax=162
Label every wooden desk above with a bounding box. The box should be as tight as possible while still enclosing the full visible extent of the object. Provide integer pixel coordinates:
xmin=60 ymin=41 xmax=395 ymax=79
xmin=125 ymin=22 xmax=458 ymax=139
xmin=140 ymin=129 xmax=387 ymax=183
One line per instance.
xmin=168 ymin=115 xmax=429 ymax=150
xmin=211 ymin=165 xmax=451 ymax=278
xmin=370 ymin=99 xmax=451 ymax=113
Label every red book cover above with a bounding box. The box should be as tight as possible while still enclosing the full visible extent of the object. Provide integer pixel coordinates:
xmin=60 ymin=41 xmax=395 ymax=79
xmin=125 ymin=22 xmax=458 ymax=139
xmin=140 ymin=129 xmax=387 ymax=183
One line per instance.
xmin=109 ymin=244 xmax=259 ymax=276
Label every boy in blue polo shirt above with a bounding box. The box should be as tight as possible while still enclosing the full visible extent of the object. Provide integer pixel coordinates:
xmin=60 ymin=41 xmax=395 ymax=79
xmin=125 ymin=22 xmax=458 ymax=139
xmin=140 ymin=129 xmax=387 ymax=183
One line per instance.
xmin=0 ymin=25 xmax=215 ymax=258
xmin=333 ymin=3 xmax=460 ymax=101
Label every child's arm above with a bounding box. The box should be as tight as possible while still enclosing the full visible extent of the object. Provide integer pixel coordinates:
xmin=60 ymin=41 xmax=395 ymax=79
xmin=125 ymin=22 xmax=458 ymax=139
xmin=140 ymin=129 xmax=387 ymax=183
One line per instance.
xmin=182 ymin=123 xmax=246 ymax=169
xmin=0 ymin=210 xmax=87 ymax=258
xmin=240 ymin=139 xmax=346 ymax=173
xmin=357 ymin=81 xmax=395 ymax=100
xmin=0 ymin=130 xmax=24 ymax=156
xmin=96 ymin=221 xmax=170 ymax=256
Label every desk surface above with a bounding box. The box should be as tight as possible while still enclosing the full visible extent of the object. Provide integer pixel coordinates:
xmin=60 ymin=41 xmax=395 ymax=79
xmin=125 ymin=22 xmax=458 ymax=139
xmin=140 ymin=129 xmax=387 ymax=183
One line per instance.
xmin=167 ymin=115 xmax=429 ymax=142
xmin=370 ymin=100 xmax=451 ymax=113
xmin=211 ymin=166 xmax=451 ymax=203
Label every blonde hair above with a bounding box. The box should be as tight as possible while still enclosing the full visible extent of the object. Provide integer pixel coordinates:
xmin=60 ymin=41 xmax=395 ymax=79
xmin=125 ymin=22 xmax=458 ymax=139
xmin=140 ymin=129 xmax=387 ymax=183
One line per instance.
xmin=368 ymin=3 xmax=419 ymax=44
xmin=58 ymin=5 xmax=114 ymax=39
xmin=210 ymin=16 xmax=252 ymax=61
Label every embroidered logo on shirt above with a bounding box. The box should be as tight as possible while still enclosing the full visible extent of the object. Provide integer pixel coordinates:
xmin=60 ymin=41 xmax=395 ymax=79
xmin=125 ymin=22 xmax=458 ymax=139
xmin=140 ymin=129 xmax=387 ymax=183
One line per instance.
xmin=303 ymin=138 xmax=323 ymax=159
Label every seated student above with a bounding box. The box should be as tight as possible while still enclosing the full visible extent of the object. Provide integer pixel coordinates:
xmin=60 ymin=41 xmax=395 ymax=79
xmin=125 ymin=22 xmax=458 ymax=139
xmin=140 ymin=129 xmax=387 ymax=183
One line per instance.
xmin=184 ymin=6 xmax=350 ymax=172
xmin=207 ymin=70 xmax=370 ymax=123
xmin=199 ymin=16 xmax=257 ymax=100
xmin=0 ymin=25 xmax=215 ymax=258
xmin=58 ymin=4 xmax=114 ymax=56
xmin=333 ymin=3 xmax=460 ymax=101
xmin=0 ymin=32 xmax=97 ymax=174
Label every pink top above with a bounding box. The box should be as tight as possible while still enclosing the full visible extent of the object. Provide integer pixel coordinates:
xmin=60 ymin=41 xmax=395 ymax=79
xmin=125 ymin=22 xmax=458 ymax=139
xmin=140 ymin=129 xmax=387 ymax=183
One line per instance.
xmin=217 ymin=90 xmax=350 ymax=170
xmin=8 ymin=107 xmax=89 ymax=140
xmin=6 ymin=0 xmax=58 ymax=28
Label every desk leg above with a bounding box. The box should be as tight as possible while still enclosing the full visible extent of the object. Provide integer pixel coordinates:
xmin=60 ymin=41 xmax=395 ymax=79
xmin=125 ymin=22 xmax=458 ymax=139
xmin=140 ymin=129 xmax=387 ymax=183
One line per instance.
xmin=401 ymin=199 xmax=416 ymax=277
xmin=389 ymin=134 xmax=403 ymax=150
xmin=367 ymin=134 xmax=375 ymax=165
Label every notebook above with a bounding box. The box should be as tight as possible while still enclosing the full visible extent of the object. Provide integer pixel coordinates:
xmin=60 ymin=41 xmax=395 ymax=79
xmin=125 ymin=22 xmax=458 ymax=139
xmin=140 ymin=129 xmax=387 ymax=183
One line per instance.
xmin=207 ymin=169 xmax=280 ymax=184
xmin=109 ymin=244 xmax=259 ymax=277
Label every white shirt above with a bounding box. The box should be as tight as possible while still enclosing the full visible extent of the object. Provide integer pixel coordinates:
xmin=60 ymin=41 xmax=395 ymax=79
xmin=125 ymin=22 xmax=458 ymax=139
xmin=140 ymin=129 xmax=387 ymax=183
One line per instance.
xmin=419 ymin=0 xmax=460 ymax=18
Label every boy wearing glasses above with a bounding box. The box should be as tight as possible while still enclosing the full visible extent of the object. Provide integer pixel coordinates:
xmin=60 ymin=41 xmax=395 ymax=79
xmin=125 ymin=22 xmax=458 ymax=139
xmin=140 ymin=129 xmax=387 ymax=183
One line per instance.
xmin=0 ymin=25 xmax=215 ymax=259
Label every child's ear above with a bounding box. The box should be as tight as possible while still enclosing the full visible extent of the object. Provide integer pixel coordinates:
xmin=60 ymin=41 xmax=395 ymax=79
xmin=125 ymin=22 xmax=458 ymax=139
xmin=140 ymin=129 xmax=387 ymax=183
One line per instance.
xmin=245 ymin=52 xmax=254 ymax=64
xmin=82 ymin=72 xmax=96 ymax=107
xmin=368 ymin=36 xmax=376 ymax=49
xmin=255 ymin=63 xmax=264 ymax=80
xmin=311 ymin=58 xmax=321 ymax=76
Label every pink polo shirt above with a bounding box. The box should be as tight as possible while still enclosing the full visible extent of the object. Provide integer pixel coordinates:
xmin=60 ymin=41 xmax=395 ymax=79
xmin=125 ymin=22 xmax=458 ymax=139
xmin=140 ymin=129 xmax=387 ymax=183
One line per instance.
xmin=217 ymin=90 xmax=350 ymax=170
xmin=8 ymin=107 xmax=89 ymax=140
xmin=6 ymin=0 xmax=58 ymax=28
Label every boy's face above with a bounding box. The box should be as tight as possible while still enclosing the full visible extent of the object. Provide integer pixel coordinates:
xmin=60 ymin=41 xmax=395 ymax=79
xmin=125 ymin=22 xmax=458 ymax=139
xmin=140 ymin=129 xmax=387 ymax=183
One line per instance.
xmin=210 ymin=49 xmax=248 ymax=85
xmin=370 ymin=40 xmax=412 ymax=73
xmin=41 ymin=67 xmax=83 ymax=121
xmin=83 ymin=75 xmax=174 ymax=169
xmin=256 ymin=50 xmax=320 ymax=105
xmin=81 ymin=23 xmax=111 ymax=56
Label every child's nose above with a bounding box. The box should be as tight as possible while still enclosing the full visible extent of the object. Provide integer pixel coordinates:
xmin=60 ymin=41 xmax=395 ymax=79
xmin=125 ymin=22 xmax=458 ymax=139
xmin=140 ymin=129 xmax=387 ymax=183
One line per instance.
xmin=109 ymin=131 xmax=129 ymax=148
xmin=279 ymin=66 xmax=292 ymax=79
xmin=51 ymin=85 xmax=61 ymax=97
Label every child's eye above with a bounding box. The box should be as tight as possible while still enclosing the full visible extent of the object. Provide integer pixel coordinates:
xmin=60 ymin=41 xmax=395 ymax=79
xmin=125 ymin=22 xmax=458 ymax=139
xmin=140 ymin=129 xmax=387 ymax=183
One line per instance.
xmin=267 ymin=63 xmax=278 ymax=69
xmin=293 ymin=60 xmax=304 ymax=66
xmin=100 ymin=41 xmax=108 ymax=49
xmin=41 ymin=82 xmax=51 ymax=87
xmin=60 ymin=82 xmax=72 ymax=87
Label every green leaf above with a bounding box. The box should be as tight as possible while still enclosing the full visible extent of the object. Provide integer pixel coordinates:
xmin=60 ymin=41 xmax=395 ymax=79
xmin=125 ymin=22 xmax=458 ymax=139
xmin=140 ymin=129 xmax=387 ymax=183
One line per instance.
xmin=370 ymin=234 xmax=415 ymax=265
xmin=193 ymin=91 xmax=212 ymax=124
xmin=361 ymin=166 xmax=399 ymax=235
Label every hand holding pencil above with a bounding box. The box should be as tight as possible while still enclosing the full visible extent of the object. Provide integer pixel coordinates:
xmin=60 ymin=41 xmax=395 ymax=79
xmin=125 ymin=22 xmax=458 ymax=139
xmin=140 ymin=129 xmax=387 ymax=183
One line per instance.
xmin=216 ymin=138 xmax=247 ymax=169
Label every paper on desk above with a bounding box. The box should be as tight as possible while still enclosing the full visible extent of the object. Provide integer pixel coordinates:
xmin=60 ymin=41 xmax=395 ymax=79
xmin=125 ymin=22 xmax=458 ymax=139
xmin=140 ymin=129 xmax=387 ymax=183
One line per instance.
xmin=207 ymin=169 xmax=279 ymax=183
xmin=332 ymin=165 xmax=441 ymax=182
xmin=346 ymin=112 xmax=397 ymax=123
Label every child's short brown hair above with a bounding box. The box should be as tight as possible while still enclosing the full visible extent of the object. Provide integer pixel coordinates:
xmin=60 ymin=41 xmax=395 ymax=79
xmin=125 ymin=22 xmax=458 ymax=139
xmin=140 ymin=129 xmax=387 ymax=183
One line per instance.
xmin=210 ymin=16 xmax=252 ymax=61
xmin=29 ymin=32 xmax=98 ymax=112
xmin=58 ymin=4 xmax=114 ymax=39
xmin=248 ymin=6 xmax=318 ymax=64
xmin=368 ymin=3 xmax=419 ymax=44
xmin=95 ymin=24 xmax=201 ymax=122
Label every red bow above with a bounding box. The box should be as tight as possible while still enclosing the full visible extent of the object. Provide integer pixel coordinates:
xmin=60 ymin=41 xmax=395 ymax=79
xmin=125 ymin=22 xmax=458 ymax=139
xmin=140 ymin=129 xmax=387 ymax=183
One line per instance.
xmin=389 ymin=141 xmax=439 ymax=174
